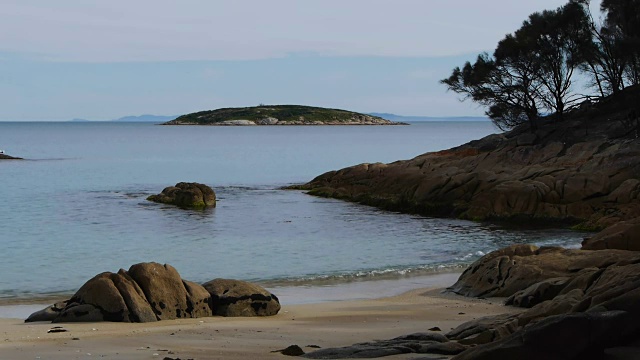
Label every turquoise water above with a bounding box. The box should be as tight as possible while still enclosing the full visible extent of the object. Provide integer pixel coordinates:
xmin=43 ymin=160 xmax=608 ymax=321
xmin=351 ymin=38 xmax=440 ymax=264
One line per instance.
xmin=0 ymin=122 xmax=586 ymax=301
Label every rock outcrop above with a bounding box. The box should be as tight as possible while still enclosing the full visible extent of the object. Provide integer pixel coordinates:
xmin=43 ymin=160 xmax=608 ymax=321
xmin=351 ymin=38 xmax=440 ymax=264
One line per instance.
xmin=447 ymin=244 xmax=640 ymax=299
xmin=293 ymin=86 xmax=640 ymax=235
xmin=26 ymin=263 xmax=211 ymax=323
xmin=0 ymin=153 xmax=22 ymax=160
xmin=582 ymin=217 xmax=640 ymax=251
xmin=303 ymin=332 xmax=466 ymax=359
xmin=299 ymin=87 xmax=640 ymax=360
xmin=453 ymin=311 xmax=636 ymax=360
xmin=303 ymin=245 xmax=640 ymax=359
xmin=203 ymin=278 xmax=281 ymax=317
xmin=147 ymin=182 xmax=216 ymax=209
xmin=441 ymin=245 xmax=640 ymax=359
xmin=164 ymin=105 xmax=406 ymax=126
xmin=25 ymin=263 xmax=280 ymax=323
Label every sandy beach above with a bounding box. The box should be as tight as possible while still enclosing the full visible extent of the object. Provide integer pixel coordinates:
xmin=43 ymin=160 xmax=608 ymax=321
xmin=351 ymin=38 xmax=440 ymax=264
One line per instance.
xmin=0 ymin=273 xmax=520 ymax=360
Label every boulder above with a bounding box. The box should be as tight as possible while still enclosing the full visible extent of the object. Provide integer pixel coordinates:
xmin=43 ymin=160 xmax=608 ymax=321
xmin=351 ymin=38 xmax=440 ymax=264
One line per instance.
xmin=128 ymin=263 xmax=212 ymax=320
xmin=447 ymin=244 xmax=640 ymax=298
xmin=25 ymin=301 xmax=69 ymax=323
xmin=582 ymin=217 xmax=640 ymax=251
xmin=27 ymin=262 xmax=213 ymax=323
xmin=147 ymin=182 xmax=216 ymax=209
xmin=440 ymin=243 xmax=640 ymax=356
xmin=258 ymin=117 xmax=279 ymax=125
xmin=452 ymin=311 xmax=637 ymax=360
xmin=505 ymin=277 xmax=570 ymax=308
xmin=219 ymin=119 xmax=256 ymax=125
xmin=202 ymin=278 xmax=280 ymax=317
xmin=54 ymin=270 xmax=156 ymax=323
xmin=303 ymin=332 xmax=455 ymax=359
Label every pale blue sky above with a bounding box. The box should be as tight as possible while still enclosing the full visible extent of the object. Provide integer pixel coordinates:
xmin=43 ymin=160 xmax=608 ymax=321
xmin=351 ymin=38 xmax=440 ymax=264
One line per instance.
xmin=0 ymin=1 xmax=597 ymax=121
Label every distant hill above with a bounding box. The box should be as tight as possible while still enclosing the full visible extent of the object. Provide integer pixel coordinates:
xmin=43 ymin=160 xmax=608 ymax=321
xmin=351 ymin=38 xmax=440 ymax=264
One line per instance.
xmin=369 ymin=113 xmax=489 ymax=122
xmin=164 ymin=105 xmax=406 ymax=125
xmin=69 ymin=115 xmax=177 ymax=123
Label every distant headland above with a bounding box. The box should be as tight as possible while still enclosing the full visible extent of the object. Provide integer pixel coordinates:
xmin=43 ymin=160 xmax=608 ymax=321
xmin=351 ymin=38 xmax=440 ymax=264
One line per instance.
xmin=162 ymin=105 xmax=407 ymax=126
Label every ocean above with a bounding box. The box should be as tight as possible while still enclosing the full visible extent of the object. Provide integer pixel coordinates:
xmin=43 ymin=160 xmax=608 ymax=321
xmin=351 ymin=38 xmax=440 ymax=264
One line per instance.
xmin=0 ymin=121 xmax=586 ymax=304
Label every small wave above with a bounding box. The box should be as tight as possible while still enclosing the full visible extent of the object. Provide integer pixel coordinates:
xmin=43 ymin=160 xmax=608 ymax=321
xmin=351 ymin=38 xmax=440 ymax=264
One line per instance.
xmin=455 ymin=251 xmax=486 ymax=261
xmin=257 ymin=264 xmax=468 ymax=287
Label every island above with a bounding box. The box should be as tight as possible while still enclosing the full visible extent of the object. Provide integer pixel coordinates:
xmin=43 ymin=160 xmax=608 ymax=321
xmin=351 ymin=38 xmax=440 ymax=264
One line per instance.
xmin=162 ymin=105 xmax=407 ymax=126
xmin=0 ymin=153 xmax=22 ymax=160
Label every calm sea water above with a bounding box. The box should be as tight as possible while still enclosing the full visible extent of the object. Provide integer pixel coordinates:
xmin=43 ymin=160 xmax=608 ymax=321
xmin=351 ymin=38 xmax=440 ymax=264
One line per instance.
xmin=0 ymin=122 xmax=586 ymax=301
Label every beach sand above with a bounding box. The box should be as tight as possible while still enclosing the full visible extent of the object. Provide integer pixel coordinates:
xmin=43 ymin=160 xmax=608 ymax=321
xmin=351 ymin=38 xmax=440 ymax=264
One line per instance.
xmin=0 ymin=273 xmax=519 ymax=360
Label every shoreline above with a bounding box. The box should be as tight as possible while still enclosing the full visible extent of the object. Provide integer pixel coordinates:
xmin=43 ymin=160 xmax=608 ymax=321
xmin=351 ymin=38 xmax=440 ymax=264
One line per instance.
xmin=0 ymin=273 xmax=520 ymax=360
xmin=0 ymin=272 xmax=462 ymax=320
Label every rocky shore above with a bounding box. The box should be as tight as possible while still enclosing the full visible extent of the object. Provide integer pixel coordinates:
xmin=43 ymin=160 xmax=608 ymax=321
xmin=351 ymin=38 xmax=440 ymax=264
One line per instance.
xmin=294 ymin=86 xmax=640 ymax=237
xmin=0 ymin=153 xmax=22 ymax=160
xmin=290 ymin=86 xmax=640 ymax=358
xmin=163 ymin=105 xmax=407 ymax=126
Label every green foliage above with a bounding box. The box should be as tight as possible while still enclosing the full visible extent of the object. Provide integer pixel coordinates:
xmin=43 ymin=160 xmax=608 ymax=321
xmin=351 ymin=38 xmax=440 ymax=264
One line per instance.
xmin=168 ymin=105 xmax=387 ymax=125
xmin=601 ymin=0 xmax=640 ymax=86
xmin=441 ymin=1 xmax=599 ymax=129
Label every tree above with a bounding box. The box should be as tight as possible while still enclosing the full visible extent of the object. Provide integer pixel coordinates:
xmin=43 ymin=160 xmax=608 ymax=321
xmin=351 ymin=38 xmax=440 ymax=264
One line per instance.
xmin=441 ymin=51 xmax=541 ymax=131
xmin=600 ymin=0 xmax=640 ymax=86
xmin=441 ymin=1 xmax=591 ymax=129
xmin=524 ymin=1 xmax=593 ymax=118
xmin=580 ymin=16 xmax=627 ymax=96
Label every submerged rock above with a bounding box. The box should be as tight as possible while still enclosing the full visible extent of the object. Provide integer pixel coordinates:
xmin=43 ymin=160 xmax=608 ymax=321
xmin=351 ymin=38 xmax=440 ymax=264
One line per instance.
xmin=147 ymin=182 xmax=216 ymax=209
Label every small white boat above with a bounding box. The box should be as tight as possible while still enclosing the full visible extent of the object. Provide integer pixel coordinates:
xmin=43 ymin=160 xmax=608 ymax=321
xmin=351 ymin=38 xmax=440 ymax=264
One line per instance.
xmin=0 ymin=150 xmax=4 ymax=154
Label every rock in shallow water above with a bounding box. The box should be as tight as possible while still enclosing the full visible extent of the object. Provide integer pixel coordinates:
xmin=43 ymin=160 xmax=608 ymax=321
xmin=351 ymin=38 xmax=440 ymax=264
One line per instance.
xmin=147 ymin=182 xmax=216 ymax=209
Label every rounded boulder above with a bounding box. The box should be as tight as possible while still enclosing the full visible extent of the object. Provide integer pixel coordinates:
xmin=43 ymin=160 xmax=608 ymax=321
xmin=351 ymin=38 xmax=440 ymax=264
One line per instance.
xmin=203 ymin=278 xmax=281 ymax=317
xmin=147 ymin=182 xmax=216 ymax=209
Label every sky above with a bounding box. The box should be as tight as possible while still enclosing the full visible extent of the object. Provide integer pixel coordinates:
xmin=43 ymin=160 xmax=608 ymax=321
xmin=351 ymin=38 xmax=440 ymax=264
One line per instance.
xmin=0 ymin=1 xmax=600 ymax=121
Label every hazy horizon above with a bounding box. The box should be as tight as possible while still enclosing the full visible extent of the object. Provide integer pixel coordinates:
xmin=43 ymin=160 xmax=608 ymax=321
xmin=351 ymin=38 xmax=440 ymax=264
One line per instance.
xmin=1 ymin=1 xmax=599 ymax=121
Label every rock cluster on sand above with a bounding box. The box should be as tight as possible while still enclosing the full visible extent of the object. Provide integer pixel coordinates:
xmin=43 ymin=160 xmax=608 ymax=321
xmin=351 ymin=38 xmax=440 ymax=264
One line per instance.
xmin=444 ymin=245 xmax=640 ymax=359
xmin=303 ymin=245 xmax=640 ymax=359
xmin=25 ymin=262 xmax=280 ymax=323
xmin=147 ymin=182 xmax=216 ymax=209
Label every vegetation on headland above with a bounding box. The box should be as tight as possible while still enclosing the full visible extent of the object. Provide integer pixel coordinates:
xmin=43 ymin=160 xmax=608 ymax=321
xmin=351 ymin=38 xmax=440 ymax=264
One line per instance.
xmin=163 ymin=105 xmax=405 ymax=125
xmin=442 ymin=0 xmax=640 ymax=131
xmin=0 ymin=153 xmax=22 ymax=160
xmin=292 ymin=0 xmax=640 ymax=232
